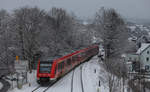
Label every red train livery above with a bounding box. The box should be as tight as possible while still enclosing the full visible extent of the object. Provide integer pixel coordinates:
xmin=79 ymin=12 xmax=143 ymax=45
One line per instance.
xmin=36 ymin=45 xmax=99 ymax=85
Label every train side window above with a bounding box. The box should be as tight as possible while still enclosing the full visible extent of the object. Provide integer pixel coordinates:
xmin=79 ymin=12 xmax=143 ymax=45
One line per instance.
xmin=58 ymin=63 xmax=61 ymax=72
xmin=67 ymin=58 xmax=71 ymax=65
xmin=78 ymin=53 xmax=82 ymax=58
xmin=80 ymin=52 xmax=84 ymax=57
xmin=85 ymin=51 xmax=88 ymax=56
xmin=58 ymin=62 xmax=64 ymax=72
xmin=55 ymin=64 xmax=57 ymax=74
xmin=64 ymin=60 xmax=67 ymax=66
xmin=83 ymin=52 xmax=86 ymax=57
xmin=89 ymin=49 xmax=92 ymax=53
xmin=59 ymin=63 xmax=61 ymax=71
xmin=72 ymin=56 xmax=74 ymax=61
xmin=61 ymin=62 xmax=64 ymax=69
xmin=72 ymin=56 xmax=75 ymax=61
xmin=87 ymin=50 xmax=90 ymax=54
xmin=72 ymin=55 xmax=78 ymax=62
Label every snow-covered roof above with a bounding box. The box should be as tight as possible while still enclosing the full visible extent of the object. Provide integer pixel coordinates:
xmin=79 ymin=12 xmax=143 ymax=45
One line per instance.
xmin=121 ymin=54 xmax=126 ymax=58
xmin=136 ymin=43 xmax=150 ymax=54
xmin=83 ymin=21 xmax=88 ymax=25
xmin=128 ymin=26 xmax=136 ymax=31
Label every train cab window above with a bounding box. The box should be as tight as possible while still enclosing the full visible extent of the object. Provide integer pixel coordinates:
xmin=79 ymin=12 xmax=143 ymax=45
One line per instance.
xmin=39 ymin=61 xmax=53 ymax=73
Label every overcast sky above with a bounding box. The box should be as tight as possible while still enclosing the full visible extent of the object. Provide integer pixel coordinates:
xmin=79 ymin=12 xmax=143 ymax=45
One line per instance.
xmin=0 ymin=0 xmax=150 ymax=20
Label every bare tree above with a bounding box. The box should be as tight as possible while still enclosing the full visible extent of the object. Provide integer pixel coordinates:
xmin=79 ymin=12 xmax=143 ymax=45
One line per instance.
xmin=0 ymin=9 xmax=15 ymax=74
xmin=94 ymin=8 xmax=128 ymax=92
xmin=12 ymin=7 xmax=46 ymax=72
xmin=95 ymin=8 xmax=128 ymax=58
xmin=46 ymin=7 xmax=76 ymax=55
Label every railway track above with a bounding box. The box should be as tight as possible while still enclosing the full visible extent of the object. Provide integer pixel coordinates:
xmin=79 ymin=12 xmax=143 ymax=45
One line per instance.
xmin=71 ymin=65 xmax=85 ymax=92
xmin=80 ymin=66 xmax=84 ymax=92
xmin=32 ymin=85 xmax=41 ymax=92
xmin=31 ymin=82 xmax=55 ymax=92
xmin=32 ymin=64 xmax=85 ymax=92
xmin=71 ymin=69 xmax=75 ymax=92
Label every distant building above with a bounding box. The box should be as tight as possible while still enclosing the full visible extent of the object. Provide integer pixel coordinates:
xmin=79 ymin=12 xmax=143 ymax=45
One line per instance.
xmin=136 ymin=35 xmax=150 ymax=48
xmin=125 ymin=53 xmax=139 ymax=62
xmin=125 ymin=53 xmax=139 ymax=72
xmin=126 ymin=43 xmax=150 ymax=72
xmin=136 ymin=43 xmax=150 ymax=71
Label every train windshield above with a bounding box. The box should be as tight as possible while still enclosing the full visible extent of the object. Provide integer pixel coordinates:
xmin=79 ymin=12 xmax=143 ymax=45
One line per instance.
xmin=39 ymin=61 xmax=53 ymax=73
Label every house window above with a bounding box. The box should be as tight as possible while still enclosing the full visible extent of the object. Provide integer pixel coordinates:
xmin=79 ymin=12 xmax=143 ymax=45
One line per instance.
xmin=129 ymin=57 xmax=132 ymax=60
xmin=145 ymin=65 xmax=149 ymax=71
xmin=147 ymin=51 xmax=149 ymax=54
xmin=146 ymin=57 xmax=149 ymax=61
xmin=134 ymin=58 xmax=136 ymax=61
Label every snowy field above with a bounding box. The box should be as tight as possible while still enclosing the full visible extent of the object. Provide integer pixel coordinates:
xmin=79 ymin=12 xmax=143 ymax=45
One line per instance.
xmin=8 ymin=56 xmax=110 ymax=92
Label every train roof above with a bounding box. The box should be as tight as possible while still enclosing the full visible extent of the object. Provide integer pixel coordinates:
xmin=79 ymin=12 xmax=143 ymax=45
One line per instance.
xmin=39 ymin=45 xmax=99 ymax=64
xmin=40 ymin=56 xmax=61 ymax=62
xmin=54 ymin=45 xmax=99 ymax=63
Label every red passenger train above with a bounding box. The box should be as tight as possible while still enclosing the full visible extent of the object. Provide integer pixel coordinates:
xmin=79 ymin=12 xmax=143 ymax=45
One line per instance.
xmin=36 ymin=45 xmax=99 ymax=85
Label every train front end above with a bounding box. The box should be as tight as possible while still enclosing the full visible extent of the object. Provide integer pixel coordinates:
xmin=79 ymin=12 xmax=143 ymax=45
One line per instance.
xmin=37 ymin=59 xmax=56 ymax=85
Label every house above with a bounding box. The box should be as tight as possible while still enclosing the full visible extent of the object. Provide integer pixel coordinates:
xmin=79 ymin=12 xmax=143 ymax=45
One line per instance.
xmin=126 ymin=43 xmax=150 ymax=72
xmin=136 ymin=43 xmax=150 ymax=71
xmin=125 ymin=53 xmax=139 ymax=62
xmin=125 ymin=53 xmax=139 ymax=72
xmin=136 ymin=35 xmax=150 ymax=48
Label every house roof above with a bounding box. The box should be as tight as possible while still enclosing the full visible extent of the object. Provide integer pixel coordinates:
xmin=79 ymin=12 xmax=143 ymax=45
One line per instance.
xmin=136 ymin=43 xmax=150 ymax=54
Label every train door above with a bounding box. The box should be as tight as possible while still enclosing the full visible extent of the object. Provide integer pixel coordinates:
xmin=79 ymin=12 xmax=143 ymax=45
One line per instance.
xmin=66 ymin=58 xmax=72 ymax=70
xmin=78 ymin=53 xmax=82 ymax=63
xmin=72 ymin=56 xmax=77 ymax=67
xmin=58 ymin=62 xmax=65 ymax=76
xmin=55 ymin=63 xmax=59 ymax=78
xmin=61 ymin=62 xmax=64 ymax=74
xmin=57 ymin=63 xmax=61 ymax=76
xmin=65 ymin=60 xmax=69 ymax=73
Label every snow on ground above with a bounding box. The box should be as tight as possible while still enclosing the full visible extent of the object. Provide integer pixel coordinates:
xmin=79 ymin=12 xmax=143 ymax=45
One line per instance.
xmin=8 ymin=70 xmax=38 ymax=92
xmin=8 ymin=56 xmax=110 ymax=92
xmin=48 ymin=71 xmax=73 ymax=92
xmin=72 ymin=65 xmax=82 ymax=92
xmin=127 ymin=26 xmax=136 ymax=31
xmin=0 ymin=82 xmax=3 ymax=90
xmin=82 ymin=56 xmax=109 ymax=92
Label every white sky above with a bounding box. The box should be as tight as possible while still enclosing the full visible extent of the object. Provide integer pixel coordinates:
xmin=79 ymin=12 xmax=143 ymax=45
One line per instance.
xmin=0 ymin=0 xmax=150 ymax=20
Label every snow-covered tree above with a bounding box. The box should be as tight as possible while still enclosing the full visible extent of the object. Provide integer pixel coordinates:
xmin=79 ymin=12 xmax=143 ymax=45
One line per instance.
xmin=0 ymin=9 xmax=15 ymax=73
xmin=95 ymin=8 xmax=128 ymax=92
xmin=95 ymin=8 xmax=128 ymax=58
xmin=12 ymin=7 xmax=46 ymax=72
xmin=46 ymin=7 xmax=76 ymax=55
